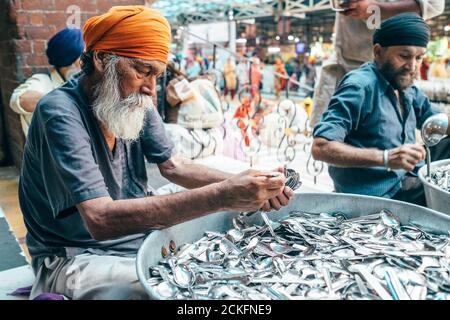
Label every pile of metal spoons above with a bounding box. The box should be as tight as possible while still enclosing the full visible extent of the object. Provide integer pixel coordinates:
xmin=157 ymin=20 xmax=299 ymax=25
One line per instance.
xmin=430 ymin=164 xmax=450 ymax=193
xmin=147 ymin=209 xmax=450 ymax=300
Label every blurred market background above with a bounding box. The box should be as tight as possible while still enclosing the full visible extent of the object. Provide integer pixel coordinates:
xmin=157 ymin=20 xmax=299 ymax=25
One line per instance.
xmin=0 ymin=0 xmax=448 ymax=298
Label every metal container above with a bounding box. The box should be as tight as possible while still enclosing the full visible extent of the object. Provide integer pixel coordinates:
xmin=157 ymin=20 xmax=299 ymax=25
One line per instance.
xmin=418 ymin=159 xmax=450 ymax=215
xmin=136 ymin=192 xmax=450 ymax=299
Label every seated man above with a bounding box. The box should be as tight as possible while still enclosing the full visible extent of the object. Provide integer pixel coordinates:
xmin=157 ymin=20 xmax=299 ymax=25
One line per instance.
xmin=10 ymin=27 xmax=84 ymax=136
xmin=312 ymin=13 xmax=450 ymax=206
xmin=20 ymin=6 xmax=294 ymax=300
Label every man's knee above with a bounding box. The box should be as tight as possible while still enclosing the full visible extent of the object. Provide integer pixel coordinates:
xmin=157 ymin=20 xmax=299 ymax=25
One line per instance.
xmin=70 ymin=255 xmax=147 ymax=300
xmin=32 ymin=254 xmax=148 ymax=300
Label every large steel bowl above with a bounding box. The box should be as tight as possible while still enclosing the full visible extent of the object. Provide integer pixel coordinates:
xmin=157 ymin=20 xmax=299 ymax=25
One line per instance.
xmin=418 ymin=159 xmax=450 ymax=215
xmin=136 ymin=192 xmax=450 ymax=299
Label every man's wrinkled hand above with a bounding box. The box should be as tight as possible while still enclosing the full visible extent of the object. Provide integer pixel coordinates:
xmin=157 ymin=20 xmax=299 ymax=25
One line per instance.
xmin=260 ymin=166 xmax=295 ymax=212
xmin=387 ymin=143 xmax=426 ymax=172
xmin=220 ymin=169 xmax=285 ymax=212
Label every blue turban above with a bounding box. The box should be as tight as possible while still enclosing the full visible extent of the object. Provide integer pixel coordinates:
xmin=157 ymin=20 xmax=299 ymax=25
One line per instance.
xmin=373 ymin=13 xmax=430 ymax=48
xmin=46 ymin=28 xmax=85 ymax=67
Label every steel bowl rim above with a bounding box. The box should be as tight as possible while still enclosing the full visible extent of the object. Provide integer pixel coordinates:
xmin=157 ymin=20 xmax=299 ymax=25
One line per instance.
xmin=418 ymin=159 xmax=450 ymax=196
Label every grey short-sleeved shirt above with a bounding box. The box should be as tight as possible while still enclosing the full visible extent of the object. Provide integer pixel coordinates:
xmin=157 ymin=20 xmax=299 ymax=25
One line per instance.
xmin=19 ymin=75 xmax=174 ymax=267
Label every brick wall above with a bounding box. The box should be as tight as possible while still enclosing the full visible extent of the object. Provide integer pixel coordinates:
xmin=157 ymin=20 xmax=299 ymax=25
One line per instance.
xmin=0 ymin=0 xmax=145 ymax=167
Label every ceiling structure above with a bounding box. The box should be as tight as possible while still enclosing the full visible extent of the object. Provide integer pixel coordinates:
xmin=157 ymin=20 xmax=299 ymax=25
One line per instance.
xmin=147 ymin=0 xmax=449 ymax=41
xmin=146 ymin=0 xmax=332 ymax=25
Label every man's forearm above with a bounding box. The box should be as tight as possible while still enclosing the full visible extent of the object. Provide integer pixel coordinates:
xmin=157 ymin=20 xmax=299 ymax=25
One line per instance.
xmin=378 ymin=0 xmax=421 ymax=20
xmin=162 ymin=161 xmax=232 ymax=189
xmin=79 ymin=182 xmax=224 ymax=240
xmin=312 ymin=138 xmax=384 ymax=168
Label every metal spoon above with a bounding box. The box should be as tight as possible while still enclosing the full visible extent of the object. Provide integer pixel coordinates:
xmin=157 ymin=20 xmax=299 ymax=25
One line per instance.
xmin=173 ymin=264 xmax=195 ymax=289
xmin=421 ymin=113 xmax=448 ymax=178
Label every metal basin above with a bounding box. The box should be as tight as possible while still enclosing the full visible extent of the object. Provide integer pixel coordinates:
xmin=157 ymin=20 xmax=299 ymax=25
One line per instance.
xmin=136 ymin=192 xmax=450 ymax=299
xmin=418 ymin=159 xmax=450 ymax=215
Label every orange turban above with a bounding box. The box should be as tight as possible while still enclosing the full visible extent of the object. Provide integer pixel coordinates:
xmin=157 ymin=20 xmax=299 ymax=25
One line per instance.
xmin=83 ymin=6 xmax=171 ymax=63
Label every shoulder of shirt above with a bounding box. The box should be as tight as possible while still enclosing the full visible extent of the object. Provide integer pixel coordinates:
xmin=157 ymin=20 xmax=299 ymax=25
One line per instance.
xmin=20 ymin=73 xmax=53 ymax=88
xmin=338 ymin=63 xmax=378 ymax=91
xmin=407 ymin=84 xmax=421 ymax=95
xmin=406 ymin=84 xmax=428 ymax=102
xmin=35 ymin=84 xmax=83 ymax=123
xmin=27 ymin=73 xmax=51 ymax=81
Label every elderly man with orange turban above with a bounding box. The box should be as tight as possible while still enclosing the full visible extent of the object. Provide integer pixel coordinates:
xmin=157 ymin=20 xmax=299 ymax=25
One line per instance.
xmin=19 ymin=6 xmax=294 ymax=300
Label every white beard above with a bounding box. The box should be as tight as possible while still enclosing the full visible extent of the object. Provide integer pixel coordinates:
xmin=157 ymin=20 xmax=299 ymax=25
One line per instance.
xmin=92 ymin=55 xmax=154 ymax=141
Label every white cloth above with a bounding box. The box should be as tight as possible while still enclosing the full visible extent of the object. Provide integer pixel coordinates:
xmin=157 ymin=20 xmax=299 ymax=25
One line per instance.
xmin=176 ymin=79 xmax=224 ymax=129
xmin=10 ymin=69 xmax=64 ymax=136
xmin=164 ymin=123 xmax=224 ymax=160
xmin=311 ymin=0 xmax=445 ymax=127
xmin=30 ymin=254 xmax=147 ymax=300
xmin=258 ymin=103 xmax=309 ymax=148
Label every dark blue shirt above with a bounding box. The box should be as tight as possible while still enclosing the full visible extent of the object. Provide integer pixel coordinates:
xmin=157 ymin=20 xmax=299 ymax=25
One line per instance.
xmin=19 ymin=75 xmax=174 ymax=267
xmin=313 ymin=62 xmax=438 ymax=198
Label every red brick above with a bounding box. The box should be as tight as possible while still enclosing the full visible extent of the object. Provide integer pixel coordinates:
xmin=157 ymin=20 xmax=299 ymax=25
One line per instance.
xmin=19 ymin=66 xmax=34 ymax=78
xmin=32 ymin=40 xmax=47 ymax=54
xmin=44 ymin=11 xmax=66 ymax=27
xmin=29 ymin=12 xmax=45 ymax=25
xmin=25 ymin=25 xmax=57 ymax=40
xmin=80 ymin=12 xmax=98 ymax=25
xmin=21 ymin=0 xmax=55 ymax=11
xmin=96 ymin=0 xmax=115 ymax=12
xmin=16 ymin=25 xmax=26 ymax=38
xmin=25 ymin=54 xmax=48 ymax=66
xmin=53 ymin=21 xmax=68 ymax=31
xmin=14 ymin=13 xmax=28 ymax=25
xmin=12 ymin=39 xmax=32 ymax=54
xmin=79 ymin=0 xmax=98 ymax=13
xmin=54 ymin=1 xmax=81 ymax=11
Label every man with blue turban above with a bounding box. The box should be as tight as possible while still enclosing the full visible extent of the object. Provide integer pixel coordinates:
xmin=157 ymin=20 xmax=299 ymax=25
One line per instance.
xmin=10 ymin=27 xmax=85 ymax=136
xmin=310 ymin=0 xmax=444 ymax=127
xmin=312 ymin=13 xmax=450 ymax=206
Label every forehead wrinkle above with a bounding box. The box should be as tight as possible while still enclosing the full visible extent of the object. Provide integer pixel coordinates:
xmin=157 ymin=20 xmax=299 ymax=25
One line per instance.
xmin=135 ymin=59 xmax=166 ymax=73
xmin=394 ymin=46 xmax=425 ymax=55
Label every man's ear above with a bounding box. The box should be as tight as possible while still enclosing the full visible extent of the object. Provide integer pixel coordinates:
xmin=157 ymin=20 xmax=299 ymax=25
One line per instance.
xmin=373 ymin=44 xmax=382 ymax=59
xmin=93 ymin=51 xmax=105 ymax=73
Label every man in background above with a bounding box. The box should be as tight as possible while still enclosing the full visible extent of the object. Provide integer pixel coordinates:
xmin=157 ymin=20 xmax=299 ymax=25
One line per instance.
xmin=310 ymin=0 xmax=444 ymax=127
xmin=10 ymin=28 xmax=84 ymax=136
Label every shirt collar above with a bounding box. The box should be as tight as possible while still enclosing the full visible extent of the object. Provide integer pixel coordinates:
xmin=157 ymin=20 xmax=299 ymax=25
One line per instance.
xmin=50 ymin=68 xmax=65 ymax=86
xmin=367 ymin=61 xmax=415 ymax=103
xmin=367 ymin=62 xmax=391 ymax=93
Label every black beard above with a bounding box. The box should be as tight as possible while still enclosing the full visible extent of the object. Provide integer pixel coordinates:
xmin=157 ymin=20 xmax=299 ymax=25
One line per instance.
xmin=379 ymin=60 xmax=416 ymax=91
